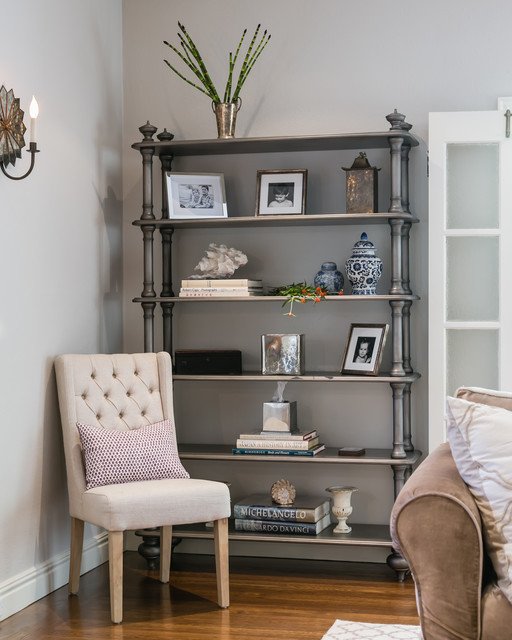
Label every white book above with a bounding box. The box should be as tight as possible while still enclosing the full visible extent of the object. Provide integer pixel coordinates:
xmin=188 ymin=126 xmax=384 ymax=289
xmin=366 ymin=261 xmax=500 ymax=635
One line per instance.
xmin=179 ymin=290 xmax=263 ymax=297
xmin=179 ymin=287 xmax=262 ymax=293
xmin=236 ymin=436 xmax=320 ymax=450
xmin=181 ymin=278 xmax=262 ymax=288
xmin=237 ymin=429 xmax=317 ymax=441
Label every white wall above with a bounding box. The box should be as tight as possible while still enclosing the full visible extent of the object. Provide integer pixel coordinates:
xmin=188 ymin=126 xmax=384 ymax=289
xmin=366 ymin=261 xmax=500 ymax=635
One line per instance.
xmin=122 ymin=0 xmax=512 ymax=562
xmin=0 ymin=0 xmax=123 ymax=621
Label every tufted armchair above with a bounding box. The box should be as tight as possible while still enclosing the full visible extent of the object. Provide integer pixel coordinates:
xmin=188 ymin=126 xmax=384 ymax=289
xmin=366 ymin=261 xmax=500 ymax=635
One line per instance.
xmin=55 ymin=352 xmax=230 ymax=624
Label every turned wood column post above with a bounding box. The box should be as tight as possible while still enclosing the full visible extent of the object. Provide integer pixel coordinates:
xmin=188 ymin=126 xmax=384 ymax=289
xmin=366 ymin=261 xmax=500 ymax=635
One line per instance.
xmin=400 ymin=142 xmax=411 ymax=214
xmin=389 ymin=300 xmax=406 ymax=377
xmin=389 ymin=219 xmax=405 ymax=295
xmin=401 ymin=221 xmax=412 ymax=295
xmin=402 ymin=300 xmax=412 ymax=375
xmin=158 ymin=137 xmax=175 ymax=357
xmin=403 ymin=381 xmax=413 ymax=452
xmin=390 ymin=381 xmax=407 ymax=459
xmin=388 ymin=136 xmax=404 ymax=214
xmin=138 ymin=121 xmax=157 ymax=354
xmin=386 ymin=109 xmax=413 ymax=215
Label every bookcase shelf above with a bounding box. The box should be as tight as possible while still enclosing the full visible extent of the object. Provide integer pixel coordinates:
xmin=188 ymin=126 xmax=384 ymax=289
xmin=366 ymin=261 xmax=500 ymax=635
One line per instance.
xmin=133 ymin=294 xmax=419 ymax=303
xmin=132 ymin=115 xmax=422 ymax=579
xmin=133 ymin=212 xmax=418 ymax=229
xmin=174 ymin=372 xmax=420 ymax=383
xmin=174 ymin=521 xmax=392 ymax=547
xmin=179 ymin=444 xmax=421 ymax=466
xmin=132 ymin=129 xmax=419 ymax=157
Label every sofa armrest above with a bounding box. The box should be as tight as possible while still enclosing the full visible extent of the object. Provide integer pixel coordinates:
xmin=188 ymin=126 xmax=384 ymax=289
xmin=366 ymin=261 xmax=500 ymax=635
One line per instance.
xmin=391 ymin=443 xmax=483 ymax=640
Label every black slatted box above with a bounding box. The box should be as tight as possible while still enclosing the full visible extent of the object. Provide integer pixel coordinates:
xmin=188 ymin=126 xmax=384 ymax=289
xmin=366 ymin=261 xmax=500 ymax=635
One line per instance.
xmin=174 ymin=350 xmax=242 ymax=375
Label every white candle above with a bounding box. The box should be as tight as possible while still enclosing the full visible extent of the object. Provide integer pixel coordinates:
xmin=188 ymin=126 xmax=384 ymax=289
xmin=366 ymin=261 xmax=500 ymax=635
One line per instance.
xmin=29 ymin=96 xmax=39 ymax=144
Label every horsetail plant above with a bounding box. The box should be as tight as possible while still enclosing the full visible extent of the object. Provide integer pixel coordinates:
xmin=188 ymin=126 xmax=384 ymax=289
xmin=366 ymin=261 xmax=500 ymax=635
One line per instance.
xmin=164 ymin=23 xmax=271 ymax=104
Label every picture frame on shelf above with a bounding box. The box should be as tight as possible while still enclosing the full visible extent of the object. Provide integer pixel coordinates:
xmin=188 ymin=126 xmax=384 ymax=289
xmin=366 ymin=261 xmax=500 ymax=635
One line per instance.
xmin=255 ymin=169 xmax=307 ymax=216
xmin=166 ymin=172 xmax=228 ymax=219
xmin=341 ymin=323 xmax=389 ymax=376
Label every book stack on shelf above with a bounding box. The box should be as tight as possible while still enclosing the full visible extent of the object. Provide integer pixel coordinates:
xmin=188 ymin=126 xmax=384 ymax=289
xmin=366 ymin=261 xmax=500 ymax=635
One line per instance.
xmin=232 ymin=429 xmax=325 ymax=457
xmin=233 ymin=494 xmax=332 ymax=536
xmin=179 ymin=278 xmax=263 ymax=297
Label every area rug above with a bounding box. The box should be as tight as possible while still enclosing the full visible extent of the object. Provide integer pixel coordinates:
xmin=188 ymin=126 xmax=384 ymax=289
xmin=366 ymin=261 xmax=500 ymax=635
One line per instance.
xmin=322 ymin=619 xmax=422 ymax=639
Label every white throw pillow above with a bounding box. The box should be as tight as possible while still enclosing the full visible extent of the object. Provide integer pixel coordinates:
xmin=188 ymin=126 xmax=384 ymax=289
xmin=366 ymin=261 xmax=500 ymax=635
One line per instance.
xmin=446 ymin=396 xmax=512 ymax=604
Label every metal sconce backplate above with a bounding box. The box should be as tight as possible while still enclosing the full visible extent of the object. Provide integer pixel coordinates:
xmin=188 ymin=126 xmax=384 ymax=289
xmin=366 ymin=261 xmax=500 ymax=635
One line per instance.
xmin=0 ymin=85 xmax=27 ymax=167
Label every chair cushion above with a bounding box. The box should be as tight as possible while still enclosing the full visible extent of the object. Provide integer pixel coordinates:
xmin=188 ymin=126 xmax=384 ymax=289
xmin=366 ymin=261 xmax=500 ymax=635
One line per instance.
xmin=82 ymin=477 xmax=231 ymax=530
xmin=446 ymin=396 xmax=512 ymax=605
xmin=77 ymin=419 xmax=189 ymax=489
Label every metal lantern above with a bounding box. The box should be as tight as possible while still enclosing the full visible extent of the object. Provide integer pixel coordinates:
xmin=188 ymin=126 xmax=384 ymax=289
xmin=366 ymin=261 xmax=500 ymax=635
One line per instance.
xmin=342 ymin=152 xmax=380 ymax=213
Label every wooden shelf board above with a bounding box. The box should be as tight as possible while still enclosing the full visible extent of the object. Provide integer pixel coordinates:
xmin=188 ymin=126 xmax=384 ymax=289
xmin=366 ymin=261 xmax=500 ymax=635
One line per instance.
xmin=173 ymin=521 xmax=392 ymax=546
xmin=179 ymin=444 xmax=422 ymax=465
xmin=132 ymin=130 xmax=420 ymax=156
xmin=133 ymin=212 xmax=418 ymax=229
xmin=173 ymin=372 xmax=420 ymax=383
xmin=133 ymin=294 xmax=419 ymax=303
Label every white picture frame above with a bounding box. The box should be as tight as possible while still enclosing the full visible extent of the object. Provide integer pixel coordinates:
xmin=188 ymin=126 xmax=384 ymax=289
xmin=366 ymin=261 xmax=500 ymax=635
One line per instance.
xmin=255 ymin=169 xmax=307 ymax=216
xmin=341 ymin=323 xmax=389 ymax=376
xmin=166 ymin=172 xmax=228 ymax=219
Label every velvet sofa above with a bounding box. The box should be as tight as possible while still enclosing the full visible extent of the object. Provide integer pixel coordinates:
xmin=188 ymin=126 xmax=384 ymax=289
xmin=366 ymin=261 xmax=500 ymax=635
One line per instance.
xmin=390 ymin=387 xmax=512 ymax=640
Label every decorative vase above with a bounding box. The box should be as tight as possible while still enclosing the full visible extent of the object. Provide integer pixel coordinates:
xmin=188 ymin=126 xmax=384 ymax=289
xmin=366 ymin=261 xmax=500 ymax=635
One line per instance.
xmin=326 ymin=486 xmax=358 ymax=533
xmin=345 ymin=232 xmax=383 ymax=295
xmin=313 ymin=261 xmax=344 ymax=293
xmin=212 ymin=100 xmax=241 ymax=139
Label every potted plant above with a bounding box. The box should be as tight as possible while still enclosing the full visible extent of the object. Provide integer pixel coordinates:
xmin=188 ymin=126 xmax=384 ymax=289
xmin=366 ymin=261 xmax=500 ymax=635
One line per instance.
xmin=164 ymin=23 xmax=271 ymax=139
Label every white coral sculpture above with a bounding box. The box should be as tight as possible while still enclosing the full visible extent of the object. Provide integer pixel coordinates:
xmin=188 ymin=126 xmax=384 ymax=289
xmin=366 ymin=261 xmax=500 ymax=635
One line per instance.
xmin=190 ymin=243 xmax=248 ymax=278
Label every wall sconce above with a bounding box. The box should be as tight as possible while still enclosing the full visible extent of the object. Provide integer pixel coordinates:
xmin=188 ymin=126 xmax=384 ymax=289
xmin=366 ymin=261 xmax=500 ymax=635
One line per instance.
xmin=0 ymin=85 xmax=40 ymax=180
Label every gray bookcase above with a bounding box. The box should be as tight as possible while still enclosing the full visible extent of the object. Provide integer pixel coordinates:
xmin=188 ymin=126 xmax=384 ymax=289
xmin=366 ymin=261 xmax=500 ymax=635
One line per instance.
xmin=132 ymin=114 xmax=421 ymax=579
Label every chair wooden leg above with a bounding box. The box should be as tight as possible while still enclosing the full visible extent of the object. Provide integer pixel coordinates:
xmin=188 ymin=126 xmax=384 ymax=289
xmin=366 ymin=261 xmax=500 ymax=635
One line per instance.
xmin=160 ymin=525 xmax=172 ymax=583
xmin=108 ymin=531 xmax=124 ymax=624
xmin=69 ymin=517 xmax=84 ymax=595
xmin=213 ymin=517 xmax=229 ymax=608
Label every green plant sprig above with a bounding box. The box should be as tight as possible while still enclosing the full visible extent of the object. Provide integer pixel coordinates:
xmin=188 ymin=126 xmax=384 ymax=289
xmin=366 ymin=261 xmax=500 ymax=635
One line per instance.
xmin=232 ymin=28 xmax=271 ymax=102
xmin=177 ymin=22 xmax=221 ymax=102
xmin=223 ymin=29 xmax=247 ymax=103
xmin=268 ymin=282 xmax=334 ymax=317
xmin=164 ymin=36 xmax=219 ymax=101
xmin=163 ymin=23 xmax=270 ymax=104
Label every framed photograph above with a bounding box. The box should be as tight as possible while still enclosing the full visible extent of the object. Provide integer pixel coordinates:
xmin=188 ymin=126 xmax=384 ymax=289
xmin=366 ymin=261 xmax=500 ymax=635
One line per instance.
xmin=166 ymin=172 xmax=228 ymax=219
xmin=255 ymin=169 xmax=307 ymax=216
xmin=341 ymin=323 xmax=389 ymax=376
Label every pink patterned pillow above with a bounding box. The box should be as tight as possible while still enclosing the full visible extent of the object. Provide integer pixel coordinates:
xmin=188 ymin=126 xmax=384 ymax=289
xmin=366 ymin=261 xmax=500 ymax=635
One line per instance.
xmin=76 ymin=419 xmax=189 ymax=489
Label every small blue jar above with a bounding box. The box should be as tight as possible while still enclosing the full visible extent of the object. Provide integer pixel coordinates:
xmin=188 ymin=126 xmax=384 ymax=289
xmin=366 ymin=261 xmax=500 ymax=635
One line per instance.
xmin=313 ymin=261 xmax=344 ymax=293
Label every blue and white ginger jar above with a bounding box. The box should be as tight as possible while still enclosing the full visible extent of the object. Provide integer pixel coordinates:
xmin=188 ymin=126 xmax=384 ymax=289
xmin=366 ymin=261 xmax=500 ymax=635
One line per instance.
xmin=345 ymin=232 xmax=382 ymax=295
xmin=313 ymin=261 xmax=344 ymax=293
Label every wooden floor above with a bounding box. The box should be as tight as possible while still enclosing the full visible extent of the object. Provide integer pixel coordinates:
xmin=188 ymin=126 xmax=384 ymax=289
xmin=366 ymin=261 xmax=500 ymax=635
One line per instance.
xmin=1 ymin=552 xmax=419 ymax=640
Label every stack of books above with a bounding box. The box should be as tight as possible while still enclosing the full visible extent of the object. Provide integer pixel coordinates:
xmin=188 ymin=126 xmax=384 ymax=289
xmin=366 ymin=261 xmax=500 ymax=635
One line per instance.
xmin=232 ymin=429 xmax=325 ymax=457
xmin=233 ymin=494 xmax=332 ymax=535
xmin=179 ymin=278 xmax=263 ymax=297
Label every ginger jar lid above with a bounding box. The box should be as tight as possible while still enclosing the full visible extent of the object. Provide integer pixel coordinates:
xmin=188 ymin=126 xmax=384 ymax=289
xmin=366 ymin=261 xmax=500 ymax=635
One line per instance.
xmin=350 ymin=232 xmax=376 ymax=257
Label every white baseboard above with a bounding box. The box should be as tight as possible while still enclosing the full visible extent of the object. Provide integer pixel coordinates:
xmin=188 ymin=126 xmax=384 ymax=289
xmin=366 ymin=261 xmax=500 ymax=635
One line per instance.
xmin=0 ymin=532 xmax=109 ymax=622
